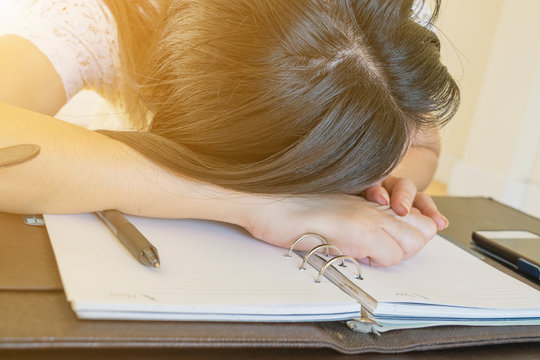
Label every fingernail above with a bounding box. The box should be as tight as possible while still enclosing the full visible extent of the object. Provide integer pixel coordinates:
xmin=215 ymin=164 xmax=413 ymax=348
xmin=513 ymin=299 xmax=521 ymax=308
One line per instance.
xmin=441 ymin=215 xmax=449 ymax=229
xmin=400 ymin=199 xmax=411 ymax=214
xmin=380 ymin=192 xmax=390 ymax=205
xmin=435 ymin=214 xmax=449 ymax=230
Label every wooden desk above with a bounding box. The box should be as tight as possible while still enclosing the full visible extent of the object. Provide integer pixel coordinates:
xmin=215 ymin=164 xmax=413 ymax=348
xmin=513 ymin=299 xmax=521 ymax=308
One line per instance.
xmin=0 ymin=197 xmax=538 ymax=359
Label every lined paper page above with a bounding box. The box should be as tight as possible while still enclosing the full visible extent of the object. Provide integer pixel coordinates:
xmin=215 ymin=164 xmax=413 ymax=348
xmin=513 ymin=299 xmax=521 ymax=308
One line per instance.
xmin=334 ymin=235 xmax=540 ymax=317
xmin=44 ymin=214 xmax=359 ymax=321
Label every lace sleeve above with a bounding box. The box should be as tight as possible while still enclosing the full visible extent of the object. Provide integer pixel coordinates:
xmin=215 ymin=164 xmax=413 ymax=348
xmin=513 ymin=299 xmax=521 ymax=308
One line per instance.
xmin=412 ymin=0 xmax=435 ymax=31
xmin=11 ymin=0 xmax=121 ymax=101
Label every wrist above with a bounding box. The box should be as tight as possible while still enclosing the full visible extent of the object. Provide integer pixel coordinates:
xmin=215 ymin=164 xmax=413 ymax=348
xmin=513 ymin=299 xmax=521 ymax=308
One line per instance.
xmin=209 ymin=189 xmax=283 ymax=233
xmin=114 ymin=142 xmax=285 ymax=232
xmin=162 ymin=173 xmax=282 ymax=233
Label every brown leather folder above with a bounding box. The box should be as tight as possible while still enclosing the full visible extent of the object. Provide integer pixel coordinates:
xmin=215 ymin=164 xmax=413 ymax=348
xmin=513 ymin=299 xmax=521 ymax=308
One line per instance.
xmin=0 ymin=197 xmax=539 ymax=354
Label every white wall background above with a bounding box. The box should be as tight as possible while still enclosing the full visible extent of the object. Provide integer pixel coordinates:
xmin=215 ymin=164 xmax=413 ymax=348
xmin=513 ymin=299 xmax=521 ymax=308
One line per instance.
xmin=435 ymin=0 xmax=540 ymax=218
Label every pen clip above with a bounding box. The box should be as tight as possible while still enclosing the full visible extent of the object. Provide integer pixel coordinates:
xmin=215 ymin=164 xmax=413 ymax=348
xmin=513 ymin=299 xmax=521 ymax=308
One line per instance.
xmin=23 ymin=214 xmax=45 ymax=226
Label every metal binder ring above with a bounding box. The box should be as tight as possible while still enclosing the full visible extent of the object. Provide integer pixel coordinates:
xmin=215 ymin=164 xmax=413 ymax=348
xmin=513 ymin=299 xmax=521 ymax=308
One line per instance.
xmin=300 ymin=244 xmax=343 ymax=270
xmin=316 ymin=255 xmax=363 ymax=283
xmin=286 ymin=233 xmax=328 ymax=257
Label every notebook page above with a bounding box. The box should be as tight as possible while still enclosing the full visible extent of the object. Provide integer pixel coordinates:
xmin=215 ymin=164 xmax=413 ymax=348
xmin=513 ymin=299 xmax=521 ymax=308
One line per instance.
xmin=335 ymin=235 xmax=540 ymax=314
xmin=44 ymin=214 xmax=359 ymax=321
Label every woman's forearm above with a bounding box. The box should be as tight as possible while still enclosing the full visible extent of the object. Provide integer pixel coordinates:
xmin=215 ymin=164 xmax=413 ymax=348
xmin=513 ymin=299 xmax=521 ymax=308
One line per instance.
xmin=0 ymin=103 xmax=440 ymax=266
xmin=0 ymin=102 xmax=260 ymax=226
xmin=0 ymin=36 xmax=264 ymax=229
xmin=390 ymin=145 xmax=439 ymax=191
xmin=391 ymin=126 xmax=441 ymax=192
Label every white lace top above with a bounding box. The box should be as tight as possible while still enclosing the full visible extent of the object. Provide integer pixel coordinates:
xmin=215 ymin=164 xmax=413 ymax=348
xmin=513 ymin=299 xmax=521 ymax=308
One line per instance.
xmin=13 ymin=0 xmax=121 ymax=101
xmin=10 ymin=0 xmax=433 ymax=102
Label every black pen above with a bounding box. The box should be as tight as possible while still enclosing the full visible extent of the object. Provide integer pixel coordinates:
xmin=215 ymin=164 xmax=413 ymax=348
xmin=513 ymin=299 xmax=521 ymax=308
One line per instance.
xmin=96 ymin=210 xmax=160 ymax=268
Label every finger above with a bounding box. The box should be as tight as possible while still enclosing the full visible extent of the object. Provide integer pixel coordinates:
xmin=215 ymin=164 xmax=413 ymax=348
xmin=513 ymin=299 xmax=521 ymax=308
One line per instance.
xmin=357 ymin=257 xmax=370 ymax=266
xmin=338 ymin=225 xmax=404 ymax=267
xmin=363 ymin=185 xmax=390 ymax=206
xmin=358 ymin=256 xmax=384 ymax=268
xmin=412 ymin=193 xmax=449 ymax=231
xmin=386 ymin=178 xmax=417 ymax=216
xmin=380 ymin=216 xmax=429 ymax=259
xmin=363 ymin=228 xmax=404 ymax=267
xmin=398 ymin=208 xmax=438 ymax=243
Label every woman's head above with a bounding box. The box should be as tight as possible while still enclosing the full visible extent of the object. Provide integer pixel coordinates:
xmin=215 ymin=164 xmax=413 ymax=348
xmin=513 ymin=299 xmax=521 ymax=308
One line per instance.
xmin=102 ymin=0 xmax=459 ymax=194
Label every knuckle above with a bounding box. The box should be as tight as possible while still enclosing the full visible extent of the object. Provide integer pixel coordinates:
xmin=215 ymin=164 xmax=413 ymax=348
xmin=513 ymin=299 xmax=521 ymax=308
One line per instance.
xmin=381 ymin=249 xmax=403 ymax=267
xmin=427 ymin=221 xmax=437 ymax=238
xmin=420 ymin=221 xmax=437 ymax=240
xmin=373 ymin=240 xmax=404 ymax=267
xmin=417 ymin=191 xmax=430 ymax=199
xmin=364 ymin=187 xmax=378 ymax=200
xmin=348 ymin=246 xmax=369 ymax=261
xmin=415 ymin=192 xmax=429 ymax=203
xmin=405 ymin=237 xmax=424 ymax=255
xmin=395 ymin=177 xmax=411 ymax=188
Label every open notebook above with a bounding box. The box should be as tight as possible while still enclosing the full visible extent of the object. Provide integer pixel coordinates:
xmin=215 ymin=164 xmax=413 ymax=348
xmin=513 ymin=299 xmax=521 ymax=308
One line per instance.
xmin=44 ymin=214 xmax=540 ymax=332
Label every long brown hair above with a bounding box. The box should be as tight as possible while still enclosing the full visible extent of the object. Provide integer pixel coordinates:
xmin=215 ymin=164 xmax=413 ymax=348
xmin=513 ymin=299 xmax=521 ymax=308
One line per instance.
xmin=99 ymin=0 xmax=459 ymax=194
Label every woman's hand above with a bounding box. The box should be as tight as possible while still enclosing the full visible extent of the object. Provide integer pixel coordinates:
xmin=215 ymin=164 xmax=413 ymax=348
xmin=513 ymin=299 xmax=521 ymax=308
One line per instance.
xmin=367 ymin=125 xmax=448 ymax=230
xmin=241 ymin=194 xmax=437 ymax=267
xmin=362 ymin=176 xmax=448 ymax=231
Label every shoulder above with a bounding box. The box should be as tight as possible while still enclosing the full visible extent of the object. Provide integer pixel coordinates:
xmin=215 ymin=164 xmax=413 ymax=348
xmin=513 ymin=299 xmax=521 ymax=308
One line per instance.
xmin=10 ymin=0 xmax=121 ymax=100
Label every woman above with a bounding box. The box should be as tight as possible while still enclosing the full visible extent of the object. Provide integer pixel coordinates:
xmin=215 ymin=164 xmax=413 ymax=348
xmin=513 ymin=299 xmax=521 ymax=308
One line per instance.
xmin=0 ymin=0 xmax=459 ymax=266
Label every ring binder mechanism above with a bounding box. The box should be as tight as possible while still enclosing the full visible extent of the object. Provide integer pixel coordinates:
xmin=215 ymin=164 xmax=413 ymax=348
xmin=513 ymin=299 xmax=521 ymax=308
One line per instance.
xmin=286 ymin=233 xmax=327 ymax=257
xmin=300 ymin=244 xmax=343 ymax=270
xmin=317 ymin=255 xmax=363 ymax=282
xmin=347 ymin=308 xmax=382 ymax=335
xmin=288 ymin=233 xmax=364 ymax=283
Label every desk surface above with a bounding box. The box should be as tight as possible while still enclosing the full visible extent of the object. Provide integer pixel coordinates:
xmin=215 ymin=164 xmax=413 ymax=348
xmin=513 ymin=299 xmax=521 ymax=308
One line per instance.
xmin=0 ymin=197 xmax=539 ymax=359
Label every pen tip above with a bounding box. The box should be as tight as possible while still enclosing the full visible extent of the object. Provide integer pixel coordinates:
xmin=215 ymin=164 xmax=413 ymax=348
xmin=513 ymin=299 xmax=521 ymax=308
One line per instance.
xmin=141 ymin=248 xmax=160 ymax=268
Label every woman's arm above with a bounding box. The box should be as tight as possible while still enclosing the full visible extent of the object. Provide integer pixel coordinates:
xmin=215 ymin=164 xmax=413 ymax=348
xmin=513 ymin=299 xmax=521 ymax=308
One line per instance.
xmin=0 ymin=33 xmax=232 ymax=218
xmin=391 ymin=126 xmax=441 ymax=192
xmin=0 ymin=102 xmax=245 ymax=221
xmin=0 ymin=102 xmax=436 ymax=266
xmin=0 ymin=35 xmax=437 ymax=266
xmin=0 ymin=35 xmax=66 ymax=115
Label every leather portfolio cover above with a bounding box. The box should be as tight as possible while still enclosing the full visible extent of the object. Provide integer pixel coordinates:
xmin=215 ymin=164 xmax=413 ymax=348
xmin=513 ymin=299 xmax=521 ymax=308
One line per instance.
xmin=0 ymin=213 xmax=61 ymax=290
xmin=0 ymin=197 xmax=539 ymax=354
